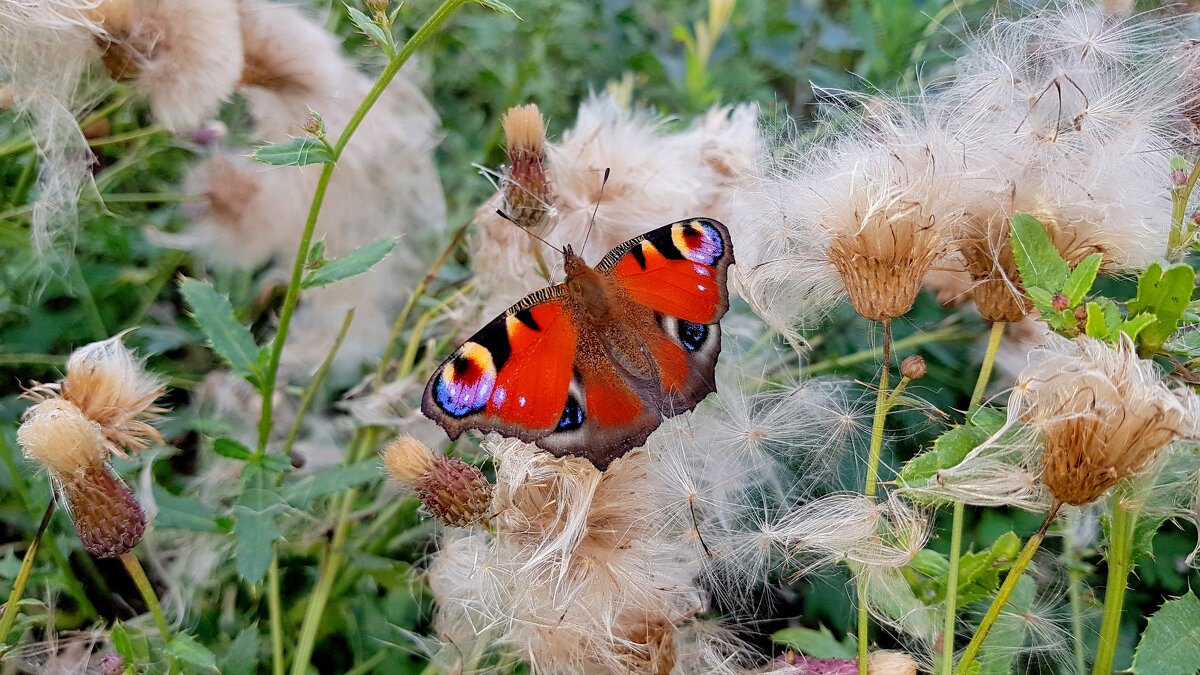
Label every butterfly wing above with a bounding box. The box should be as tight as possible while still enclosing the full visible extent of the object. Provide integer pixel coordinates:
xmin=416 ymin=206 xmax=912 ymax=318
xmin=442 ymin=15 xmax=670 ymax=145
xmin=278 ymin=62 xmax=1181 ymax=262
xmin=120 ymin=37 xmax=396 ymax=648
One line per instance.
xmin=526 ymin=218 xmax=735 ymax=470
xmin=598 ymin=217 xmax=734 ymax=412
xmin=421 ymin=287 xmax=579 ymax=445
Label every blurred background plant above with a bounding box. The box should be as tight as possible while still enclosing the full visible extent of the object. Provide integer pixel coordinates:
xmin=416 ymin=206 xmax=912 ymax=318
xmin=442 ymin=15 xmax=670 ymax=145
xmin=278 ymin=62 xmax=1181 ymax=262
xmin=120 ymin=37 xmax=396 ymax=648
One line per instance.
xmin=0 ymin=0 xmax=1197 ymax=674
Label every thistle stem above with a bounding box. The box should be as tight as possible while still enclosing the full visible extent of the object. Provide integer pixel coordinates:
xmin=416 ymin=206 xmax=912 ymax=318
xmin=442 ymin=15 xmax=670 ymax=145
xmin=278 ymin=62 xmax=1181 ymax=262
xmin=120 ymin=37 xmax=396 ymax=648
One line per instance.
xmin=859 ymin=319 xmax=892 ymax=674
xmin=943 ymin=321 xmax=1006 ymax=674
xmin=1093 ymin=497 xmax=1138 ymax=675
xmin=120 ymin=553 xmax=171 ymax=643
xmin=280 ymin=309 xmax=355 ymax=457
xmin=1068 ymin=554 xmax=1088 ymax=675
xmin=805 ymin=323 xmax=969 ymax=376
xmin=268 ymin=554 xmax=285 ymax=675
xmin=254 ymin=0 xmax=472 ymax=458
xmin=0 ymin=500 xmax=54 ymax=644
xmin=956 ymin=501 xmax=1062 ymax=673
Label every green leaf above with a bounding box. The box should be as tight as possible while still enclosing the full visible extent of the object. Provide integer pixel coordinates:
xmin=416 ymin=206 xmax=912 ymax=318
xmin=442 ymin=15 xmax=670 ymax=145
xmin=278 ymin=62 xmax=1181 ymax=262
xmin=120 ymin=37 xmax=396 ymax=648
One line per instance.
xmin=301 ymin=237 xmax=399 ymax=289
xmin=1118 ymin=313 xmax=1158 ymax=343
xmin=1085 ymin=299 xmax=1120 ymax=340
xmin=1025 ymin=286 xmax=1055 ymax=313
xmin=249 ymin=138 xmax=333 ymax=166
xmin=164 ymin=633 xmax=217 ymax=670
xmin=111 ymin=622 xmax=134 ymax=663
xmin=221 ymin=625 xmax=261 ymax=675
xmin=1063 ymin=252 xmax=1102 ymax=305
xmin=897 ymin=424 xmax=993 ymax=490
xmin=977 ymin=575 xmax=1035 ymax=674
xmin=472 ymin=0 xmax=520 ymax=18
xmin=1011 ymin=213 xmax=1070 ymax=292
xmin=282 ymin=460 xmax=383 ymax=510
xmin=345 ymin=6 xmax=394 ymax=54
xmin=212 ymin=438 xmax=253 ymax=462
xmin=152 ymin=486 xmax=229 ymax=534
xmin=1127 ymin=262 xmax=1195 ymax=353
xmin=1132 ymin=591 xmax=1200 ymax=674
xmin=772 ymin=625 xmax=856 ymax=659
xmin=178 ymin=278 xmax=261 ymax=382
xmin=1166 ymin=327 xmax=1200 ymax=358
xmin=232 ymin=489 xmax=286 ymax=584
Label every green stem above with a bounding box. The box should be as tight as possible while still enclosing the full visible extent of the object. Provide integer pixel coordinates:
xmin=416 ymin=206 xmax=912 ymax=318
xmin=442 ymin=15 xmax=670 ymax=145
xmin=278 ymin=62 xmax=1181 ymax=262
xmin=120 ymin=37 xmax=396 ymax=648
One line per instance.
xmin=968 ymin=322 xmax=1005 ymax=412
xmin=1170 ymin=153 xmax=1200 ymax=252
xmin=943 ymin=321 xmax=1006 ymax=674
xmin=281 ymin=309 xmax=354 ymax=457
xmin=375 ymin=217 xmax=470 ymax=381
xmin=940 ymin=500 xmax=965 ymax=675
xmin=1068 ymin=558 xmax=1087 ymax=675
xmin=956 ymin=501 xmax=1062 ymax=674
xmin=863 ymin=319 xmax=891 ymax=500
xmin=859 ymin=319 xmax=892 ymax=674
xmin=268 ymin=554 xmax=285 ymax=675
xmin=805 ymin=324 xmax=969 ymax=375
xmin=0 ymin=500 xmax=54 ymax=644
xmin=87 ymin=125 xmax=167 ymax=148
xmin=100 ymin=193 xmax=205 ymax=204
xmin=120 ymin=552 xmax=172 ymax=643
xmin=1093 ymin=497 xmax=1138 ymax=675
xmin=69 ymin=256 xmax=108 ymax=340
xmin=255 ymin=0 xmax=472 ymax=458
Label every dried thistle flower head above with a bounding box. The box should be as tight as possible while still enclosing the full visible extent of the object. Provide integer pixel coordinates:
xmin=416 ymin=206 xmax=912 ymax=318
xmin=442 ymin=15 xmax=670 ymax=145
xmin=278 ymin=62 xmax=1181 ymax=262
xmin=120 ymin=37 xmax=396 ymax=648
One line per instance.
xmin=93 ymin=0 xmax=244 ymax=131
xmin=501 ymin=103 xmax=554 ymax=231
xmin=18 ymin=399 xmax=146 ymax=558
xmin=1015 ymin=335 xmax=1191 ymax=505
xmin=384 ymin=435 xmax=491 ymax=527
xmin=27 ymin=335 xmax=167 ymax=459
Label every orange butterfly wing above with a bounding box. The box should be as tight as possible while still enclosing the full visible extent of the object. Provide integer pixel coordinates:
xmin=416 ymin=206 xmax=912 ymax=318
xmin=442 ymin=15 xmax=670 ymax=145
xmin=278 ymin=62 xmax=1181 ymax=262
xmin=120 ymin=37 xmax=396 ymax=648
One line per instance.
xmin=422 ymin=218 xmax=734 ymax=470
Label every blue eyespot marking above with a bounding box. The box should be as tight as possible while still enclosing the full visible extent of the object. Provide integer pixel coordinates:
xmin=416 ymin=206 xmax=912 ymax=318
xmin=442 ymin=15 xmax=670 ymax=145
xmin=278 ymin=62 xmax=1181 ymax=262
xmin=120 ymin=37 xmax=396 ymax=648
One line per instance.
xmin=434 ymin=342 xmax=496 ymax=418
xmin=557 ymin=395 xmax=585 ymax=431
xmin=678 ymin=320 xmax=708 ymax=352
xmin=673 ymin=221 xmax=724 ymax=266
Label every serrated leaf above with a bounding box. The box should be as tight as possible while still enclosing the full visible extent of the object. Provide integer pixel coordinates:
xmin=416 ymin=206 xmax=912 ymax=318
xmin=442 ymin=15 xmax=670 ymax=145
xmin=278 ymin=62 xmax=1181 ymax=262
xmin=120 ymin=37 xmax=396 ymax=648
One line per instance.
xmin=178 ymin=278 xmax=260 ymax=381
xmin=249 ymin=138 xmax=332 ymax=166
xmin=282 ymin=460 xmax=383 ymax=510
xmin=212 ymin=438 xmax=253 ymax=462
xmin=1132 ymin=591 xmax=1200 ymax=674
xmin=1011 ymin=213 xmax=1070 ymax=292
xmin=909 ymin=549 xmax=949 ymax=578
xmin=472 ymin=0 xmax=520 ymax=18
xmin=977 ymin=575 xmax=1035 ymax=674
xmin=1085 ymin=299 xmax=1120 ymax=340
xmin=897 ymin=424 xmax=993 ymax=489
xmin=1127 ymin=262 xmax=1195 ymax=353
xmin=164 ymin=633 xmax=217 ymax=670
xmin=1063 ymin=252 xmax=1102 ymax=305
xmin=1046 ymin=308 xmax=1077 ymax=333
xmin=772 ymin=625 xmax=856 ymax=659
xmin=301 ymin=237 xmax=398 ymax=289
xmin=232 ymin=489 xmax=285 ymax=584
xmin=1025 ymin=286 xmax=1055 ymax=313
xmin=1118 ymin=313 xmax=1158 ymax=343
xmin=152 ymin=486 xmax=228 ymax=534
xmin=221 ymin=625 xmax=260 ymax=675
xmin=346 ymin=6 xmax=394 ymax=54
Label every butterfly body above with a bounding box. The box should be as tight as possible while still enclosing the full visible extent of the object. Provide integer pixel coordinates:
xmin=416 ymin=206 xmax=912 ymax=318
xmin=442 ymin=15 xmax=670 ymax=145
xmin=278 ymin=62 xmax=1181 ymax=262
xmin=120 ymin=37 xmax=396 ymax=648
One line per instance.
xmin=422 ymin=218 xmax=734 ymax=470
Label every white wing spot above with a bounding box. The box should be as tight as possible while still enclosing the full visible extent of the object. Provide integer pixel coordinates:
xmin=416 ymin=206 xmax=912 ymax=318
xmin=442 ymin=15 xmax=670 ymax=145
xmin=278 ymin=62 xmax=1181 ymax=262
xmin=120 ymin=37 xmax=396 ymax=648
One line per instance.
xmin=519 ymin=396 xmax=527 ymax=407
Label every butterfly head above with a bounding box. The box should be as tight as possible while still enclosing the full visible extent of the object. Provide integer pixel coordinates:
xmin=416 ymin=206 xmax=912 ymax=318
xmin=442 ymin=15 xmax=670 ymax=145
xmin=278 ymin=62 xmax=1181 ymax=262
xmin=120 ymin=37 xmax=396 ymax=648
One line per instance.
xmin=562 ymin=244 xmax=589 ymax=280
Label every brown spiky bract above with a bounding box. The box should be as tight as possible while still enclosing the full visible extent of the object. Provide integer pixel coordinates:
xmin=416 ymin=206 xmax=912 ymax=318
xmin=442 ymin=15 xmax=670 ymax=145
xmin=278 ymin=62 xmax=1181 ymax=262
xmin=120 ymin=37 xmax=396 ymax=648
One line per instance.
xmin=417 ymin=459 xmax=493 ymax=528
xmin=828 ymin=221 xmax=942 ymax=322
xmin=64 ymin=465 xmax=146 ymax=558
xmin=1017 ymin=336 xmax=1191 ymax=506
xmin=501 ymin=103 xmax=553 ymax=231
xmin=17 ymin=399 xmax=146 ymax=558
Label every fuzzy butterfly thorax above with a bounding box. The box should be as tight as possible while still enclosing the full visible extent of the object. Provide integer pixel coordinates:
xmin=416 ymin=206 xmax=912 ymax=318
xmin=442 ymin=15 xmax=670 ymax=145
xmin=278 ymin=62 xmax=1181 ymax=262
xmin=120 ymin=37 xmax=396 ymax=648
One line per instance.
xmin=422 ymin=219 xmax=734 ymax=470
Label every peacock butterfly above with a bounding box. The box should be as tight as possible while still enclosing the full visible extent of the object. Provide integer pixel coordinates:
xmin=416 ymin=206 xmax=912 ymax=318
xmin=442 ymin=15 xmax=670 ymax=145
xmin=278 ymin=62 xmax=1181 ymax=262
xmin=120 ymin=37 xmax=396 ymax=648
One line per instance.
xmin=421 ymin=218 xmax=734 ymax=470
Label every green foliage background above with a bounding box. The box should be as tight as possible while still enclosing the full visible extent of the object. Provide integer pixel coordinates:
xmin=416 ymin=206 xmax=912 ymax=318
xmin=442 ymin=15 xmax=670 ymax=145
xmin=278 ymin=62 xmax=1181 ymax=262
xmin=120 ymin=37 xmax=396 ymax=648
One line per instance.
xmin=0 ymin=0 xmax=1197 ymax=673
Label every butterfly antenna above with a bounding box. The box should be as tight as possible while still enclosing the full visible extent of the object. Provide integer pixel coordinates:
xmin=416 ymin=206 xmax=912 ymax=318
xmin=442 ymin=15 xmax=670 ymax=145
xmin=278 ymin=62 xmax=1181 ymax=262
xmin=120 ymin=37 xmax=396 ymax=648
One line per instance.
xmin=579 ymin=167 xmax=610 ymax=260
xmin=495 ymin=209 xmax=564 ymax=255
